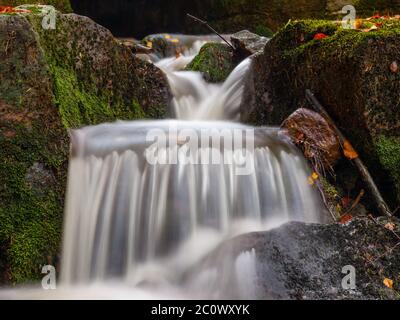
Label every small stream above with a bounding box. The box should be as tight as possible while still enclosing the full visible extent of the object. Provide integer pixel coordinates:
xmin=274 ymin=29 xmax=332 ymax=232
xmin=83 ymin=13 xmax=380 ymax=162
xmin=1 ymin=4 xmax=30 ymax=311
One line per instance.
xmin=0 ymin=35 xmax=324 ymax=300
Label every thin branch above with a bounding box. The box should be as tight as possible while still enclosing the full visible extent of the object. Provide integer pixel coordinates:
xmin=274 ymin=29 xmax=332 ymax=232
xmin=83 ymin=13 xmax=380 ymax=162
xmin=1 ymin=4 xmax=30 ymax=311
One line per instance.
xmin=306 ymin=89 xmax=392 ymax=217
xmin=186 ymin=13 xmax=235 ymax=50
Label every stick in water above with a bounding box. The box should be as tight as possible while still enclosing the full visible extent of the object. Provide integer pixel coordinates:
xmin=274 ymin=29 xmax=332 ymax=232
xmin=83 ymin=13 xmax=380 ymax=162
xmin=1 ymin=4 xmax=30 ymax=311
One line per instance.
xmin=186 ymin=13 xmax=235 ymax=50
xmin=305 ymin=89 xmax=392 ymax=217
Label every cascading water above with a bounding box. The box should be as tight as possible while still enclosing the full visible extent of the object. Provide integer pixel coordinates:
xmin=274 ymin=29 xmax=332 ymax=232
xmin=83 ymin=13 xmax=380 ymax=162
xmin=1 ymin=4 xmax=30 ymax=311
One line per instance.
xmin=0 ymin=36 xmax=324 ymax=299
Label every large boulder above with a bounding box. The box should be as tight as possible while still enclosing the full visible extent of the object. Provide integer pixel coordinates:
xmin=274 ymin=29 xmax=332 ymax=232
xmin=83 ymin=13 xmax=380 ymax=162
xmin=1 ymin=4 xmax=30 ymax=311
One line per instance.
xmin=189 ymin=217 xmax=400 ymax=299
xmin=0 ymin=7 xmax=170 ymax=284
xmin=242 ymin=19 xmax=400 ymax=212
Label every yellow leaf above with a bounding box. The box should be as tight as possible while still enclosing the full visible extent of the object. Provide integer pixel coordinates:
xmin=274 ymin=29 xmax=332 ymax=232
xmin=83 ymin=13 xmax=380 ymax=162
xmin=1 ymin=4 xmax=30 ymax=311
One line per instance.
xmin=343 ymin=140 xmax=359 ymax=160
xmin=146 ymin=41 xmax=153 ymax=49
xmin=355 ymin=19 xmax=364 ymax=29
xmin=164 ymin=34 xmax=171 ymax=39
xmin=312 ymin=172 xmax=319 ymax=180
xmin=171 ymin=38 xmax=180 ymax=43
xmin=383 ymin=278 xmax=393 ymax=289
xmin=308 ymin=176 xmax=314 ymax=185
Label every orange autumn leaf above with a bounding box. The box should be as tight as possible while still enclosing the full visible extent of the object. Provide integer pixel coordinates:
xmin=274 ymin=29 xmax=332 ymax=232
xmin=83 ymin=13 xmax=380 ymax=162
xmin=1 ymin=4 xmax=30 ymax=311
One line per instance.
xmin=355 ymin=19 xmax=364 ymax=29
xmin=340 ymin=213 xmax=353 ymax=224
xmin=383 ymin=278 xmax=393 ymax=289
xmin=0 ymin=6 xmax=30 ymax=13
xmin=343 ymin=140 xmax=358 ymax=160
xmin=313 ymin=33 xmax=328 ymax=40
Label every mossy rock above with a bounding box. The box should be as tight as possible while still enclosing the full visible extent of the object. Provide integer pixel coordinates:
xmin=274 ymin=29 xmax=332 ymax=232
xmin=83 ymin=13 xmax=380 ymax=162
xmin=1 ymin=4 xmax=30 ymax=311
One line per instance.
xmin=0 ymin=9 xmax=170 ymax=284
xmin=185 ymin=42 xmax=236 ymax=83
xmin=243 ymin=18 xmax=400 ymax=210
xmin=0 ymin=0 xmax=73 ymax=13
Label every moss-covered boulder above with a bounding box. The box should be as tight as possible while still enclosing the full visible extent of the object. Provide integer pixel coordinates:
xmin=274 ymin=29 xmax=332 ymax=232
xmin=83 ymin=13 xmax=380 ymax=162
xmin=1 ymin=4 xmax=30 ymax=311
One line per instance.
xmin=0 ymin=7 xmax=170 ymax=284
xmin=185 ymin=42 xmax=237 ymax=83
xmin=242 ymin=19 xmax=400 ymax=211
xmin=0 ymin=0 xmax=72 ymax=13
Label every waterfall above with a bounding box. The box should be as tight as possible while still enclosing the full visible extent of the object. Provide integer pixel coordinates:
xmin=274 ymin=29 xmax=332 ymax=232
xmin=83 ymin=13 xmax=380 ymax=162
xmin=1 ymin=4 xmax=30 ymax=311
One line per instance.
xmin=61 ymin=120 xmax=321 ymax=287
xmin=58 ymin=38 xmax=323 ymax=298
xmin=0 ymin=36 xmax=324 ymax=299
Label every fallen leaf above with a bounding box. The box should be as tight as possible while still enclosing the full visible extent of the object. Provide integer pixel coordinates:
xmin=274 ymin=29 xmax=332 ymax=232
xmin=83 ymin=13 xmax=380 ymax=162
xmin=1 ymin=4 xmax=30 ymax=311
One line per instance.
xmin=171 ymin=38 xmax=180 ymax=43
xmin=164 ymin=34 xmax=171 ymax=39
xmin=308 ymin=176 xmax=315 ymax=185
xmin=355 ymin=19 xmax=364 ymax=29
xmin=312 ymin=172 xmax=319 ymax=180
xmin=343 ymin=140 xmax=358 ymax=160
xmin=385 ymin=222 xmax=395 ymax=231
xmin=390 ymin=61 xmax=398 ymax=73
xmin=362 ymin=25 xmax=378 ymax=32
xmin=146 ymin=41 xmax=153 ymax=49
xmin=340 ymin=213 xmax=353 ymax=224
xmin=383 ymin=278 xmax=393 ymax=289
xmin=0 ymin=6 xmax=30 ymax=13
xmin=313 ymin=33 xmax=328 ymax=40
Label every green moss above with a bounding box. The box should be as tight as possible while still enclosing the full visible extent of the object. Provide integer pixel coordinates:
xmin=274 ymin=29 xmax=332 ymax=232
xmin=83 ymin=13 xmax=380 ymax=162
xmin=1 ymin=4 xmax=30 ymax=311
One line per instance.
xmin=186 ymin=42 xmax=235 ymax=83
xmin=254 ymin=24 xmax=275 ymax=37
xmin=375 ymin=136 xmax=400 ymax=200
xmin=0 ymin=120 xmax=66 ymax=283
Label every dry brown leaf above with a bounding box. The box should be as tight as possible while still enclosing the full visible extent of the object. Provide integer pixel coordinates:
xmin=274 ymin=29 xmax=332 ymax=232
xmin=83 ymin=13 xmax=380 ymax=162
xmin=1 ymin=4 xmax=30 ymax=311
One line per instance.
xmin=343 ymin=140 xmax=359 ymax=160
xmin=390 ymin=61 xmax=398 ymax=73
xmin=362 ymin=25 xmax=378 ymax=32
xmin=385 ymin=222 xmax=395 ymax=231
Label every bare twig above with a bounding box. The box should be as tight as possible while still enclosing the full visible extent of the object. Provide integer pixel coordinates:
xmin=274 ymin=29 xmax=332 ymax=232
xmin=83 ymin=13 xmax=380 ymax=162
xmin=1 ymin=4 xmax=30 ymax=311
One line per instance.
xmin=306 ymin=89 xmax=392 ymax=217
xmin=341 ymin=189 xmax=365 ymax=217
xmin=186 ymin=13 xmax=235 ymax=50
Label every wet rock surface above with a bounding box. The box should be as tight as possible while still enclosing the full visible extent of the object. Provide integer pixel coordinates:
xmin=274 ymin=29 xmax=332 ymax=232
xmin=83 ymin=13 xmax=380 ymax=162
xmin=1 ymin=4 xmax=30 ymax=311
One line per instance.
xmin=231 ymin=30 xmax=270 ymax=57
xmin=197 ymin=217 xmax=400 ymax=300
xmin=281 ymin=108 xmax=341 ymax=170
